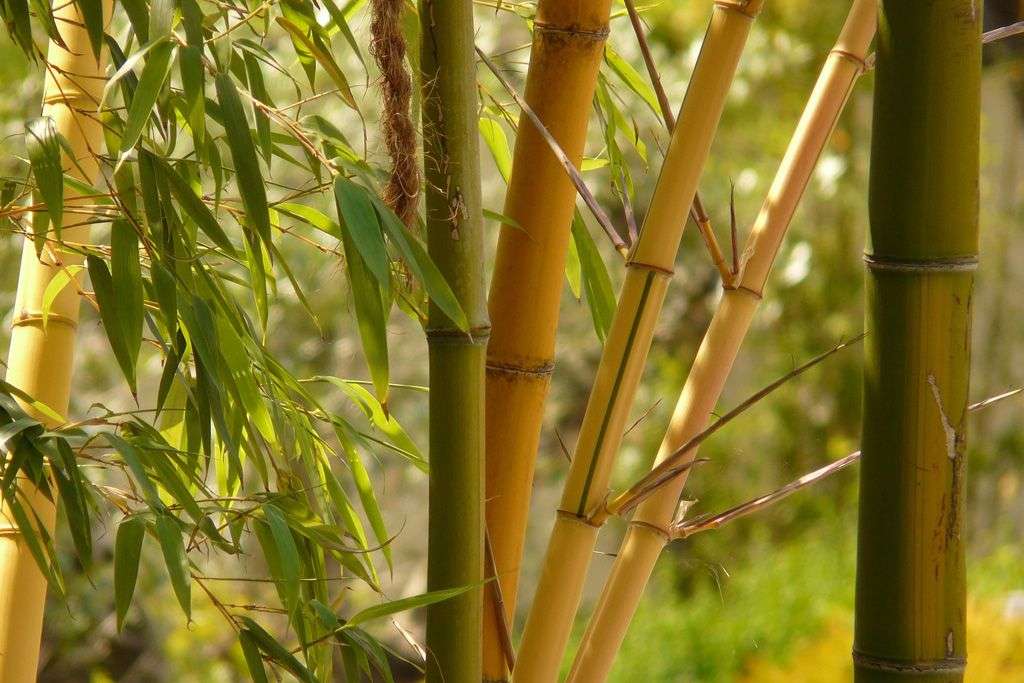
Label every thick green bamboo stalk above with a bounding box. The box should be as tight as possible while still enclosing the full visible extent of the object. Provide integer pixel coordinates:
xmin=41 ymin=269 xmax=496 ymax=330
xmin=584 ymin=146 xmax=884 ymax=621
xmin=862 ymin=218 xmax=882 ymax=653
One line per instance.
xmin=854 ymin=1 xmax=980 ymax=681
xmin=419 ymin=0 xmax=489 ymax=681
xmin=482 ymin=3 xmax=612 ymax=678
xmin=0 ymin=2 xmax=110 ymax=680
xmin=511 ymin=3 xmax=763 ymax=680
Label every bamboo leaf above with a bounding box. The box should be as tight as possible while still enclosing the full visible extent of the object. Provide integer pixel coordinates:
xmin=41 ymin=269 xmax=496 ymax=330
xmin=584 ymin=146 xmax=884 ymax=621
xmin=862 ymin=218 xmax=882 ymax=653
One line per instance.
xmin=345 ymin=585 xmax=475 ymax=628
xmin=3 ymin=0 xmax=34 ymax=56
xmin=339 ymin=227 xmax=390 ymax=404
xmin=155 ymin=511 xmax=191 ymax=619
xmin=214 ymin=73 xmax=272 ymax=247
xmin=238 ymin=617 xmax=315 ymax=683
xmin=149 ymin=153 xmax=236 ymax=256
xmin=262 ymin=503 xmax=302 ymax=618
xmin=40 ymin=265 xmax=83 ymax=332
xmin=239 ymin=630 xmax=271 ymax=683
xmin=571 ymin=214 xmax=615 ymax=343
xmin=114 ymin=514 xmax=146 ymax=631
xmin=478 ymin=117 xmax=511 ymax=181
xmin=276 ymin=17 xmax=358 ymax=110
xmin=50 ymin=439 xmax=92 ymax=567
xmin=26 ymin=117 xmax=63 ymax=240
xmin=333 ymin=177 xmax=391 ymax=290
xmin=604 ymin=46 xmax=660 ymax=119
xmin=111 ymin=220 xmax=144 ymax=375
xmin=87 ymin=255 xmax=138 ymax=394
xmin=78 ymin=0 xmax=105 ymax=61
xmin=120 ymin=41 xmax=176 ymax=155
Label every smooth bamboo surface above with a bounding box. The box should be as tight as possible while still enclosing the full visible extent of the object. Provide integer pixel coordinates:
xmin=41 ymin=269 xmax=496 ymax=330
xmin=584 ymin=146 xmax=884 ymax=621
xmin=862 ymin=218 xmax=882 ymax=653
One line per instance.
xmin=0 ymin=3 xmax=110 ymax=680
xmin=420 ymin=0 xmax=490 ymax=680
xmin=511 ymin=3 xmax=763 ymax=680
xmin=483 ymin=2 xmax=612 ymax=679
xmin=854 ymin=1 xmax=979 ymax=680
xmin=567 ymin=3 xmax=876 ymax=680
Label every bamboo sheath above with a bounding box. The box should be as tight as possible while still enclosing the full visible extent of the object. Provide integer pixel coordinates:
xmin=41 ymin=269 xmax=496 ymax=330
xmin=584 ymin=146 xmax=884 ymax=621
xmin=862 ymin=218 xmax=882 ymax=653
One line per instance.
xmin=0 ymin=3 xmax=110 ymax=681
xmin=482 ymin=2 xmax=612 ymax=679
xmin=511 ymin=4 xmax=763 ymax=681
xmin=853 ymin=2 xmax=979 ymax=681
xmin=567 ymin=3 xmax=876 ymax=680
xmin=420 ymin=0 xmax=489 ymax=681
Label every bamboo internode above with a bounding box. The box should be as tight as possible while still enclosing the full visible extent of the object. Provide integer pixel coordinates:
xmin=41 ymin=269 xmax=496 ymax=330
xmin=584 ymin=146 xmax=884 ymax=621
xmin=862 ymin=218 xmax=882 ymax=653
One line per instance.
xmin=482 ymin=1 xmax=612 ymax=679
xmin=854 ymin=1 xmax=980 ymax=680
xmin=567 ymin=2 xmax=876 ymax=680
xmin=0 ymin=2 xmax=110 ymax=680
xmin=512 ymin=3 xmax=764 ymax=680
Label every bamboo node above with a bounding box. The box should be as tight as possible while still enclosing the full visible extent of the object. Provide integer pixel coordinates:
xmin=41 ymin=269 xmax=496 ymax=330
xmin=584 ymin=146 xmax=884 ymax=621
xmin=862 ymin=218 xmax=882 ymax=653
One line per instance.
xmin=534 ymin=21 xmax=610 ymax=42
xmin=829 ymin=48 xmax=870 ymax=72
xmin=425 ymin=325 xmax=492 ymax=345
xmin=851 ymin=650 xmax=966 ymax=674
xmin=556 ymin=508 xmax=603 ymax=529
xmin=13 ymin=311 xmax=79 ymax=330
xmin=485 ymin=359 xmax=555 ymax=379
xmin=722 ymin=283 xmax=763 ymax=300
xmin=626 ymin=260 xmax=674 ymax=278
xmin=713 ymin=0 xmax=761 ymax=19
xmin=863 ymin=254 xmax=978 ymax=273
xmin=627 ymin=519 xmax=671 ymax=543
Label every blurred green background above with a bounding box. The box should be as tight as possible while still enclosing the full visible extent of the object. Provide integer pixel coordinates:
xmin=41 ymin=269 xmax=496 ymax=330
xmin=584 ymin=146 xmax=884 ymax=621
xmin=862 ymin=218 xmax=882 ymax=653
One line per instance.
xmin=1 ymin=0 xmax=1023 ymax=680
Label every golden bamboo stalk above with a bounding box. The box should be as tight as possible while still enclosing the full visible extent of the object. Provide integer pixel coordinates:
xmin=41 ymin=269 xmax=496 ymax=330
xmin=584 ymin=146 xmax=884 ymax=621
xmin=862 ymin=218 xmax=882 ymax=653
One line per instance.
xmin=483 ymin=1 xmax=612 ymax=680
xmin=511 ymin=3 xmax=764 ymax=680
xmin=566 ymin=3 xmax=876 ymax=680
xmin=0 ymin=2 xmax=110 ymax=681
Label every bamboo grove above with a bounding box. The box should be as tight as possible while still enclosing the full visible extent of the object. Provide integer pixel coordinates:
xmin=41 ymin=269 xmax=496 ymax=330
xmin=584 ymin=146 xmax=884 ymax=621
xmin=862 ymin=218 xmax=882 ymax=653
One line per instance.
xmin=0 ymin=0 xmax=1011 ymax=680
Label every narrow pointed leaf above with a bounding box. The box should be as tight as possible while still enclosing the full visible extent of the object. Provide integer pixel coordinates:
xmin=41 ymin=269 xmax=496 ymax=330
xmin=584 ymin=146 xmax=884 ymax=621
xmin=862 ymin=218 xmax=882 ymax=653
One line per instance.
xmin=114 ymin=514 xmax=146 ymax=630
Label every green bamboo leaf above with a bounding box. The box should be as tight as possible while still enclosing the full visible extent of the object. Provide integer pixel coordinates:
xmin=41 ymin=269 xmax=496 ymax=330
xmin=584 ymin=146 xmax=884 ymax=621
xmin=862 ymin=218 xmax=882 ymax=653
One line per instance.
xmin=345 ymin=585 xmax=475 ymax=628
xmin=26 ymin=117 xmax=63 ymax=240
xmin=478 ymin=117 xmax=511 ymax=181
xmin=114 ymin=514 xmax=146 ymax=631
xmin=40 ymin=265 xmax=83 ymax=332
xmin=148 ymin=153 xmax=236 ymax=256
xmin=333 ymin=177 xmax=391 ymax=290
xmin=104 ymin=432 xmax=161 ymax=508
xmin=214 ymin=73 xmax=272 ymax=247
xmin=262 ymin=503 xmax=301 ymax=616
xmin=119 ymin=0 xmax=149 ymax=43
xmin=179 ymin=45 xmax=206 ymax=142
xmin=320 ymin=0 xmax=365 ymax=69
xmin=111 ymin=220 xmax=144 ymax=372
xmin=276 ymin=17 xmax=358 ymax=111
xmin=29 ymin=0 xmax=64 ymax=48
xmin=3 ymin=0 xmax=34 ymax=56
xmin=50 ymin=439 xmax=92 ymax=567
xmin=340 ymin=439 xmax=391 ymax=568
xmin=239 ymin=630 xmax=270 ymax=683
xmin=369 ymin=195 xmax=469 ymax=329
xmin=565 ymin=223 xmax=582 ymax=299
xmin=155 ymin=511 xmax=191 ymax=619
xmin=87 ymin=255 xmax=138 ymax=394
xmin=571 ymin=213 xmax=616 ymax=343
xmin=78 ymin=0 xmax=105 ymax=61
xmin=276 ymin=202 xmax=340 ymax=238
xmin=338 ymin=225 xmax=390 ymax=404
xmin=604 ymin=46 xmax=660 ymax=119
xmin=120 ymin=41 xmax=176 ymax=155
xmin=243 ymin=53 xmax=273 ymax=166
xmin=238 ymin=617 xmax=315 ymax=683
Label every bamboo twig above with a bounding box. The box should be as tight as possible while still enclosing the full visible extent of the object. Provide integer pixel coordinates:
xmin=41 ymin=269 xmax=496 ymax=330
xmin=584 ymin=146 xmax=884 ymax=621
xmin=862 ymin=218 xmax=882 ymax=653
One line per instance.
xmin=477 ymin=47 xmax=628 ymax=256
xmin=593 ymin=334 xmax=864 ymax=523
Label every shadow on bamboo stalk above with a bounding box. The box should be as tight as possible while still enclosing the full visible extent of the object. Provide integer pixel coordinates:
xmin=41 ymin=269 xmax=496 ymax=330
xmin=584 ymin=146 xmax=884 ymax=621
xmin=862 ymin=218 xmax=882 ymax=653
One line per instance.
xmin=565 ymin=2 xmax=876 ymax=681
xmin=511 ymin=3 xmax=765 ymax=681
xmin=0 ymin=1 xmax=111 ymax=681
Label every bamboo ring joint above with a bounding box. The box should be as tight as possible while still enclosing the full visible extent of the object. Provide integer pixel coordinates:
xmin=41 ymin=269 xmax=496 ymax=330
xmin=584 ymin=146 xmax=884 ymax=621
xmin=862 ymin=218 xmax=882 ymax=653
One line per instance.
xmin=628 ymin=519 xmax=672 ymax=543
xmin=863 ymin=254 xmax=978 ymax=273
xmin=852 ymin=650 xmax=966 ymax=674
xmin=13 ymin=311 xmax=79 ymax=330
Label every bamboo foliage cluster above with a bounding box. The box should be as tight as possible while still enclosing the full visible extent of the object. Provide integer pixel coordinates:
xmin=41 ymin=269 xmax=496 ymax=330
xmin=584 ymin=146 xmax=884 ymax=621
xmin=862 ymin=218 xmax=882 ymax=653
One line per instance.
xmin=0 ymin=0 xmax=995 ymax=679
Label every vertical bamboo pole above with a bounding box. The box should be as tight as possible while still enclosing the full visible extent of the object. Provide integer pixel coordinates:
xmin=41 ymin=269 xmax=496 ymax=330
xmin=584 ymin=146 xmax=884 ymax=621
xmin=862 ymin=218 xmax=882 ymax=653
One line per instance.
xmin=0 ymin=3 xmax=110 ymax=680
xmin=511 ymin=3 xmax=763 ymax=680
xmin=420 ymin=0 xmax=489 ymax=681
xmin=483 ymin=1 xmax=612 ymax=679
xmin=853 ymin=1 xmax=979 ymax=681
xmin=566 ymin=3 xmax=875 ymax=680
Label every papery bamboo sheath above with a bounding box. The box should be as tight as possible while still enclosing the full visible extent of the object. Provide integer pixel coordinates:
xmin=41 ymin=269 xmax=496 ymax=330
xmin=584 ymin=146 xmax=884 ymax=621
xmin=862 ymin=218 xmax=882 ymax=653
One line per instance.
xmin=511 ymin=3 xmax=763 ymax=681
xmin=854 ymin=1 xmax=979 ymax=680
xmin=567 ymin=3 xmax=876 ymax=680
xmin=0 ymin=3 xmax=110 ymax=681
xmin=420 ymin=0 xmax=489 ymax=680
xmin=482 ymin=2 xmax=612 ymax=679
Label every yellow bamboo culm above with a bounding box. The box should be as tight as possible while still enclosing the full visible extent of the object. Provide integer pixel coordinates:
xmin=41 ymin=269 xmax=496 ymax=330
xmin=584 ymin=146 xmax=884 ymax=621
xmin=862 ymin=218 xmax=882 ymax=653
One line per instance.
xmin=511 ymin=3 xmax=764 ymax=681
xmin=566 ymin=3 xmax=876 ymax=680
xmin=0 ymin=2 xmax=110 ymax=680
xmin=483 ymin=1 xmax=613 ymax=679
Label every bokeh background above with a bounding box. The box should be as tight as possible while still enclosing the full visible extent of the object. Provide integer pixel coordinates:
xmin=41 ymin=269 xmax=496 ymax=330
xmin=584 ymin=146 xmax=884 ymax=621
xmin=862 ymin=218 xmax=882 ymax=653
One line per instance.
xmin=1 ymin=1 xmax=1023 ymax=680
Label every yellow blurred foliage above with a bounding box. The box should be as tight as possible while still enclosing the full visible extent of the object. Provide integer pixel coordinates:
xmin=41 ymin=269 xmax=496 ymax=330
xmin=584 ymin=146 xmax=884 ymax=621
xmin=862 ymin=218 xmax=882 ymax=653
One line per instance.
xmin=742 ymin=600 xmax=1024 ymax=682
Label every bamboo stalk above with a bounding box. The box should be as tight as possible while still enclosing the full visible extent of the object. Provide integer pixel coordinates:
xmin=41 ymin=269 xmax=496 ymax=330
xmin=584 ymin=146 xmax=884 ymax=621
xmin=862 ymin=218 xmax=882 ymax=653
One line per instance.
xmin=0 ymin=3 xmax=110 ymax=680
xmin=419 ymin=1 xmax=489 ymax=680
xmin=566 ymin=3 xmax=875 ymax=680
xmin=511 ymin=3 xmax=764 ymax=680
xmin=481 ymin=1 xmax=613 ymax=680
xmin=854 ymin=2 xmax=979 ymax=680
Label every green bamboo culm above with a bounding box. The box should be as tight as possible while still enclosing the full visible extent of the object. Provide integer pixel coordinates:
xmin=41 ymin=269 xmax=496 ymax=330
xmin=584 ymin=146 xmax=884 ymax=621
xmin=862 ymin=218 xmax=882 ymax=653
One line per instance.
xmin=419 ymin=0 xmax=489 ymax=680
xmin=854 ymin=1 xmax=980 ymax=681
